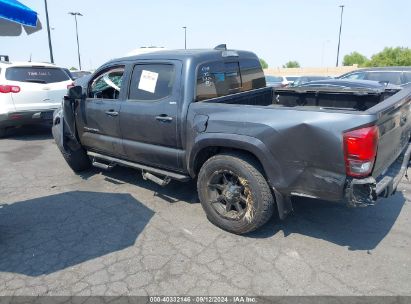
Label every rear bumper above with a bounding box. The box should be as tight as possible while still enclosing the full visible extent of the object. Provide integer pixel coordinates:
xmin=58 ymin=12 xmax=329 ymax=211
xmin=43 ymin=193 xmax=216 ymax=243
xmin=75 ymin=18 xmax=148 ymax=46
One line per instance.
xmin=345 ymin=143 xmax=411 ymax=207
xmin=0 ymin=110 xmax=56 ymax=129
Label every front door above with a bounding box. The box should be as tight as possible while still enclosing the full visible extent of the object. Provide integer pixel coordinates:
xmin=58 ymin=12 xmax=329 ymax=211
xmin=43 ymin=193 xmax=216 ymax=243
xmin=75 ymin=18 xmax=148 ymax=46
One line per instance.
xmin=119 ymin=61 xmax=182 ymax=171
xmin=79 ymin=65 xmax=125 ymax=156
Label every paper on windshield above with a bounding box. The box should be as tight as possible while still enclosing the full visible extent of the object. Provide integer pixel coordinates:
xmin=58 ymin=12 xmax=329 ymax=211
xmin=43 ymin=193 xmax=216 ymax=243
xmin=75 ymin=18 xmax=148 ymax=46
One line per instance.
xmin=138 ymin=70 xmax=158 ymax=93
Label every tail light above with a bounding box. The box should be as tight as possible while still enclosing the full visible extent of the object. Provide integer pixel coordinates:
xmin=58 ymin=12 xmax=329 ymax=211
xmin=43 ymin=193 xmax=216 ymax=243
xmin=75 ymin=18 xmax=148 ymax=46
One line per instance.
xmin=67 ymin=82 xmax=75 ymax=89
xmin=0 ymin=85 xmax=21 ymax=93
xmin=343 ymin=125 xmax=379 ymax=178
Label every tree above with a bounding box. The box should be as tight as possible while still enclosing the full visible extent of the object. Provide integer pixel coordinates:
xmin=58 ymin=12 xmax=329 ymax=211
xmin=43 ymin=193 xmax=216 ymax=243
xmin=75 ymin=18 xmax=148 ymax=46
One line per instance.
xmin=283 ymin=61 xmax=300 ymax=68
xmin=69 ymin=67 xmax=78 ymax=71
xmin=343 ymin=51 xmax=369 ymax=67
xmin=366 ymin=47 xmax=411 ymax=67
xmin=259 ymin=58 xmax=268 ymax=69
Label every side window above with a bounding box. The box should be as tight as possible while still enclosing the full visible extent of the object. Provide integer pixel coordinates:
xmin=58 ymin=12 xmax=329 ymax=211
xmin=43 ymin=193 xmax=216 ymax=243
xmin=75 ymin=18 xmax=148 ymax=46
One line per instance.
xmin=88 ymin=66 xmax=124 ymax=99
xmin=128 ymin=64 xmax=175 ymax=101
xmin=239 ymin=59 xmax=265 ymax=91
xmin=366 ymin=72 xmax=402 ymax=85
xmin=196 ymin=61 xmax=242 ymax=101
xmin=403 ymin=72 xmax=411 ymax=85
xmin=344 ymin=72 xmax=366 ymax=80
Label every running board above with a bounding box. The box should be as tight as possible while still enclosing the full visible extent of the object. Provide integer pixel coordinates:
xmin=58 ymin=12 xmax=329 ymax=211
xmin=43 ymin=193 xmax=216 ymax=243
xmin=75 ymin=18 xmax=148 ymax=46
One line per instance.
xmin=92 ymin=161 xmax=115 ymax=171
xmin=87 ymin=151 xmax=190 ymax=182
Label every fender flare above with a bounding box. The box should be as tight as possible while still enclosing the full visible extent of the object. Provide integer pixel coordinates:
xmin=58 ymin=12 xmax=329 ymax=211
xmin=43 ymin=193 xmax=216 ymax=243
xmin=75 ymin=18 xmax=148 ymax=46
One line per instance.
xmin=188 ymin=133 xmax=284 ymax=187
xmin=188 ymin=133 xmax=292 ymax=219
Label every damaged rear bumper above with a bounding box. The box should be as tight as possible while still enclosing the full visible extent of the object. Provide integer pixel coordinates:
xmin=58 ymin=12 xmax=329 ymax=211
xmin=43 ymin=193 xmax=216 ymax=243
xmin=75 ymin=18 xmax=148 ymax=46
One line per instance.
xmin=345 ymin=143 xmax=411 ymax=207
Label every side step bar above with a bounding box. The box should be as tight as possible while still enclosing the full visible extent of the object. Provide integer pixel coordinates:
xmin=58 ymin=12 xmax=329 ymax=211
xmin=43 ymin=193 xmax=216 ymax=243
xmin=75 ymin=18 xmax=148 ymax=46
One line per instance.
xmin=87 ymin=151 xmax=190 ymax=182
xmin=92 ymin=161 xmax=114 ymax=171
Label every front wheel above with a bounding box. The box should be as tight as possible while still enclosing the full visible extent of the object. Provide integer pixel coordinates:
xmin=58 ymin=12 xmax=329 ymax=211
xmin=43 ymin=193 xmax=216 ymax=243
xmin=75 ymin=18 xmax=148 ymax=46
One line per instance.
xmin=197 ymin=153 xmax=274 ymax=234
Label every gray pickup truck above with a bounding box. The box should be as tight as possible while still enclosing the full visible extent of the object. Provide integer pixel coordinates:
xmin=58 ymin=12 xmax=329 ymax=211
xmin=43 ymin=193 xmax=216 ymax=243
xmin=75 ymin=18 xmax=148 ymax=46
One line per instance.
xmin=52 ymin=46 xmax=411 ymax=234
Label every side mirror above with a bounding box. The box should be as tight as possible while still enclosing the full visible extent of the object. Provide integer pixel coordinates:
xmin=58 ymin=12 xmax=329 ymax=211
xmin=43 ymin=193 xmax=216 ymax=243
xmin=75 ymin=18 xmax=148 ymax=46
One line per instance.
xmin=67 ymin=85 xmax=83 ymax=99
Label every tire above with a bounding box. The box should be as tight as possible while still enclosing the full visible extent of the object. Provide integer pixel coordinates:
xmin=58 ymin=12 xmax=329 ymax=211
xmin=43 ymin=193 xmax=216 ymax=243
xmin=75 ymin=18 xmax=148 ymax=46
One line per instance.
xmin=57 ymin=140 xmax=91 ymax=173
xmin=197 ymin=152 xmax=274 ymax=234
xmin=0 ymin=128 xmax=6 ymax=138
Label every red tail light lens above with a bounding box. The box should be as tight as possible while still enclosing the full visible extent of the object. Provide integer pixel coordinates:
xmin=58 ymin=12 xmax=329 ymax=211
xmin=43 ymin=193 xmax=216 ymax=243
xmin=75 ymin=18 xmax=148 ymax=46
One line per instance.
xmin=0 ymin=85 xmax=21 ymax=93
xmin=343 ymin=125 xmax=379 ymax=178
xmin=67 ymin=82 xmax=75 ymax=89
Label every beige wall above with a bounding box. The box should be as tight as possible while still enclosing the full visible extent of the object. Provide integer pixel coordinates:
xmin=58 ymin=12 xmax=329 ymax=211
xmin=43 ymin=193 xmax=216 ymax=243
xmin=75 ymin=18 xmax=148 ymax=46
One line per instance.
xmin=264 ymin=65 xmax=358 ymax=77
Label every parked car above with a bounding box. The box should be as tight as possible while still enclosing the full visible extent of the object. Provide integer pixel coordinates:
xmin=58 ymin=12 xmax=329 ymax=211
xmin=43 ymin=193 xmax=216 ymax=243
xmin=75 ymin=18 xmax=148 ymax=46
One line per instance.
xmin=53 ymin=46 xmax=411 ymax=234
xmin=70 ymin=70 xmax=92 ymax=80
xmin=0 ymin=61 xmax=74 ymax=137
xmin=294 ymin=78 xmax=403 ymax=92
xmin=265 ymin=75 xmax=289 ymax=87
xmin=291 ymin=75 xmax=331 ymax=87
xmin=338 ymin=67 xmax=411 ymax=87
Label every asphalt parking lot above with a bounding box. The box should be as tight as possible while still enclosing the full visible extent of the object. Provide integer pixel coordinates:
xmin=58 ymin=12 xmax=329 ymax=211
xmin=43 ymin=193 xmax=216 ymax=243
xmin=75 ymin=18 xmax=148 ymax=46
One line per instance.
xmin=0 ymin=125 xmax=410 ymax=296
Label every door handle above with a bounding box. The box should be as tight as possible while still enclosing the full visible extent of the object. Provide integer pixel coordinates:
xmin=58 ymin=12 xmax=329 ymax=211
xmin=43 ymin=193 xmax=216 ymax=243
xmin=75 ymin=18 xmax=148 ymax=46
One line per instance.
xmin=155 ymin=115 xmax=173 ymax=122
xmin=105 ymin=110 xmax=119 ymax=117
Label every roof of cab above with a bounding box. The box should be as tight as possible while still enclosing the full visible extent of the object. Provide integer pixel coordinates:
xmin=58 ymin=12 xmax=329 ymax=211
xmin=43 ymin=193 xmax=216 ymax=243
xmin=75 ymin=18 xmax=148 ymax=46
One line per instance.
xmin=109 ymin=48 xmax=258 ymax=65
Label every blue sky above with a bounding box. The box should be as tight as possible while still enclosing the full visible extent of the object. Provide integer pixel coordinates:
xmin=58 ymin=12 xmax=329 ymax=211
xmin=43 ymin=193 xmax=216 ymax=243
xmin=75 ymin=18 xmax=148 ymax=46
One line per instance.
xmin=2 ymin=0 xmax=410 ymax=70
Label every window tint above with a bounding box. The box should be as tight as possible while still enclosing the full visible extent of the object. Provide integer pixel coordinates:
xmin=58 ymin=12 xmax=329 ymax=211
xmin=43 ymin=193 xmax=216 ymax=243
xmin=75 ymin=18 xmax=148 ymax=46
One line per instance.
xmin=129 ymin=64 xmax=175 ymax=101
xmin=5 ymin=67 xmax=71 ymax=84
xmin=239 ymin=59 xmax=265 ymax=91
xmin=366 ymin=71 xmax=402 ymax=85
xmin=88 ymin=66 xmax=124 ymax=99
xmin=343 ymin=72 xmax=366 ymax=80
xmin=403 ymin=72 xmax=411 ymax=85
xmin=196 ymin=61 xmax=242 ymax=101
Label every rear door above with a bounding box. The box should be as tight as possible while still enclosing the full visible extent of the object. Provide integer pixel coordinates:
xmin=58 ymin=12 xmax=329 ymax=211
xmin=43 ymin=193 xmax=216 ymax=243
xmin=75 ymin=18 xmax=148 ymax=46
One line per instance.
xmin=119 ymin=61 xmax=182 ymax=171
xmin=5 ymin=66 xmax=72 ymax=111
xmin=370 ymin=87 xmax=411 ymax=177
xmin=79 ymin=65 xmax=125 ymax=156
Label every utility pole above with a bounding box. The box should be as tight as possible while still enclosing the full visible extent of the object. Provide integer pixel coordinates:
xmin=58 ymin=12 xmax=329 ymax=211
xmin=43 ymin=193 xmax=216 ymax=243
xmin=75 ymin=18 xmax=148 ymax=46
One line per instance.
xmin=44 ymin=0 xmax=54 ymax=63
xmin=182 ymin=26 xmax=187 ymax=49
xmin=336 ymin=5 xmax=345 ymax=67
xmin=69 ymin=12 xmax=83 ymax=70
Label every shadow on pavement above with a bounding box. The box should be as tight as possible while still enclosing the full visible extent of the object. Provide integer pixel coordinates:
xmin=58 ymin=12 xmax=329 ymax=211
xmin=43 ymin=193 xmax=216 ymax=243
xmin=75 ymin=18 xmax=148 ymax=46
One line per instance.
xmin=248 ymin=192 xmax=406 ymax=251
xmin=73 ymin=166 xmax=405 ymax=251
xmin=83 ymin=166 xmax=199 ymax=205
xmin=2 ymin=124 xmax=53 ymax=141
xmin=0 ymin=191 xmax=154 ymax=276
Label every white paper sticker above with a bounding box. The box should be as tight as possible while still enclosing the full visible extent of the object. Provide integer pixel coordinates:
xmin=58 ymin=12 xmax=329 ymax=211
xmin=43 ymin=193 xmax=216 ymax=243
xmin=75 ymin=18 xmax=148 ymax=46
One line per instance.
xmin=138 ymin=70 xmax=158 ymax=93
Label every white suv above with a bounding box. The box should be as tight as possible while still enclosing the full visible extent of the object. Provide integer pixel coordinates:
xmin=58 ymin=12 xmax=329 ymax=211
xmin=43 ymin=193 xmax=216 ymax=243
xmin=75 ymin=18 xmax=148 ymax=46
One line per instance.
xmin=0 ymin=61 xmax=73 ymax=137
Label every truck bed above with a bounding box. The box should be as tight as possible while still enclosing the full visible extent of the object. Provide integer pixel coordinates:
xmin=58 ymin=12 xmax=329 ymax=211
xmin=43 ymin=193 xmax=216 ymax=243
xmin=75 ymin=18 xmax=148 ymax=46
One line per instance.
xmin=202 ymin=85 xmax=401 ymax=112
xmin=191 ymin=84 xmax=411 ymax=203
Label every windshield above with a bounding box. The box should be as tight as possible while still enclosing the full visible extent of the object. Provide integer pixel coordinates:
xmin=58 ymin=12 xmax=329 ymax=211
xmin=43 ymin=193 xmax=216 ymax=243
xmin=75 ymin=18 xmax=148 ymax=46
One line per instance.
xmin=265 ymin=76 xmax=283 ymax=82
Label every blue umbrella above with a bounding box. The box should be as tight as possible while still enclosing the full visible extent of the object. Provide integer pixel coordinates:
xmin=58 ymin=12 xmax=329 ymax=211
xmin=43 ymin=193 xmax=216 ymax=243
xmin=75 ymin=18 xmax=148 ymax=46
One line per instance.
xmin=0 ymin=0 xmax=42 ymax=36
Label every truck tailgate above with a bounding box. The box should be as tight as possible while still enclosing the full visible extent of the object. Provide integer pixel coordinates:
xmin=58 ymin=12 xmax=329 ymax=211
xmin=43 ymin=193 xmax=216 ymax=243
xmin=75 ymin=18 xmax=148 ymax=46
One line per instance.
xmin=369 ymin=85 xmax=411 ymax=177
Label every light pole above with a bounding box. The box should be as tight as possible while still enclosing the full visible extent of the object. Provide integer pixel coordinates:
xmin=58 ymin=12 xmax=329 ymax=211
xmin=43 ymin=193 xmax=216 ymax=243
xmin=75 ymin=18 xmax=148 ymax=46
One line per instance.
xmin=336 ymin=5 xmax=345 ymax=67
xmin=182 ymin=26 xmax=187 ymax=49
xmin=69 ymin=12 xmax=83 ymax=70
xmin=44 ymin=0 xmax=54 ymax=63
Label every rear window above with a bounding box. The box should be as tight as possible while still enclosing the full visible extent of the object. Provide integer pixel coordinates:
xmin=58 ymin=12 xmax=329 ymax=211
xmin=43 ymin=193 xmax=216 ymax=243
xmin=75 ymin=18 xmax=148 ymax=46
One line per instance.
xmin=196 ymin=61 xmax=242 ymax=101
xmin=5 ymin=67 xmax=71 ymax=84
xmin=366 ymin=71 xmax=402 ymax=85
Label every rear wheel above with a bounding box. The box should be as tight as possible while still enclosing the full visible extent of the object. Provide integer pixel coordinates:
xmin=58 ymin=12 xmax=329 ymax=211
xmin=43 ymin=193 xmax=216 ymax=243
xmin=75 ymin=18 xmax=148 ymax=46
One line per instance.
xmin=0 ymin=128 xmax=6 ymax=138
xmin=197 ymin=152 xmax=274 ymax=234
